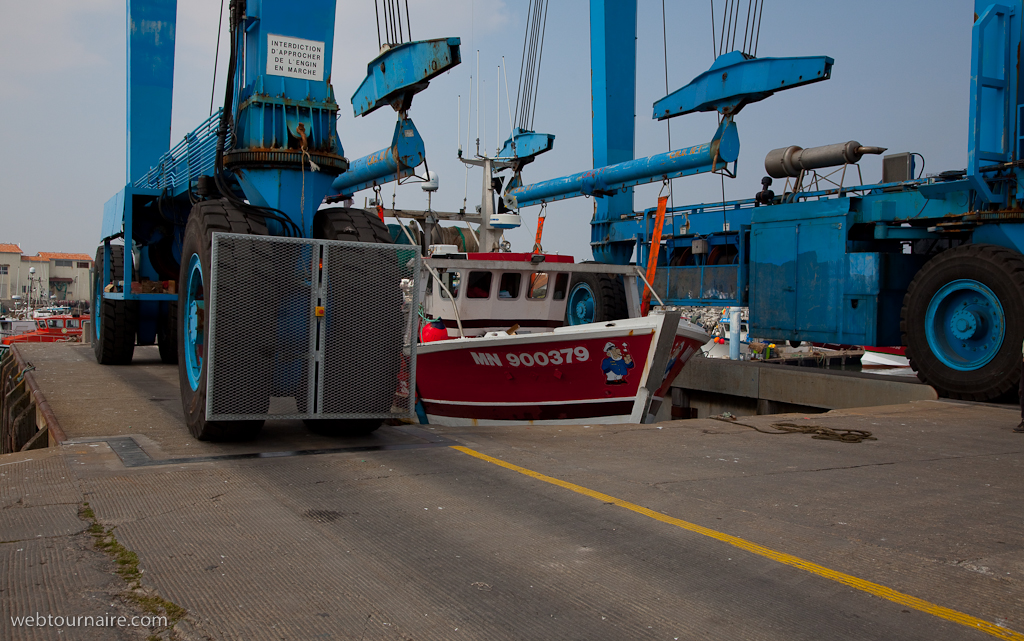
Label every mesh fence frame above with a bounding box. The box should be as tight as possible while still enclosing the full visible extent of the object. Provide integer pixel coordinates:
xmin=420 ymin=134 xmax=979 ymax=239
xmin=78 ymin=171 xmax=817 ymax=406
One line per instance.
xmin=207 ymin=233 xmax=418 ymax=421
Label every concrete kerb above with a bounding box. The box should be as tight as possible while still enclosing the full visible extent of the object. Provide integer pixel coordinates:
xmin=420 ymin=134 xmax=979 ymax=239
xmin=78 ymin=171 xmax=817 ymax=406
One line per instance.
xmin=672 ymin=356 xmax=937 ymax=411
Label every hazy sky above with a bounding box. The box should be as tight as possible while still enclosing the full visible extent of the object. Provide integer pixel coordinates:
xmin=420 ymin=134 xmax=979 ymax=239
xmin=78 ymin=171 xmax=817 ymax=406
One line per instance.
xmin=0 ymin=0 xmax=971 ymax=260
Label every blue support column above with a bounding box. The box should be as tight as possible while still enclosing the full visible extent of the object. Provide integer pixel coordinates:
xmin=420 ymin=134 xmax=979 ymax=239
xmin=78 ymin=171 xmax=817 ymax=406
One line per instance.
xmin=590 ymin=0 xmax=637 ymax=265
xmin=127 ymin=0 xmax=177 ymax=184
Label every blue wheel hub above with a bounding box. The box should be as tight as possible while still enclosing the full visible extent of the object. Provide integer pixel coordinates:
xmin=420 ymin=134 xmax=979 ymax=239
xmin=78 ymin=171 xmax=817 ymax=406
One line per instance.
xmin=184 ymin=253 xmax=205 ymax=391
xmin=567 ymin=283 xmax=596 ymax=325
xmin=924 ymin=279 xmax=1004 ymax=371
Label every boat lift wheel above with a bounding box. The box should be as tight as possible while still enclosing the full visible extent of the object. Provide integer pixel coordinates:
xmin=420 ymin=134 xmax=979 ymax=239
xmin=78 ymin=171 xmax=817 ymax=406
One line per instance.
xmin=304 ymin=207 xmax=396 ymax=437
xmin=177 ymin=200 xmax=268 ymax=441
xmin=901 ymin=243 xmax=1024 ymax=401
xmin=92 ymin=245 xmax=138 ymax=365
xmin=565 ymin=271 xmax=628 ymax=326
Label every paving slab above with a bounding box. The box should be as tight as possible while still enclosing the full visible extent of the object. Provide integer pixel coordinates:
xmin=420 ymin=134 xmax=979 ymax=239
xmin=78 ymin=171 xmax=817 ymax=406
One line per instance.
xmin=0 ymin=343 xmax=1021 ymax=640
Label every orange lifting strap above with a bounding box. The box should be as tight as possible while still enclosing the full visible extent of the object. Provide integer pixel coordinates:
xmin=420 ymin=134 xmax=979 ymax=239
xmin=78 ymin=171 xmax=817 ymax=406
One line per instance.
xmin=532 ymin=207 xmax=547 ymax=253
xmin=640 ymin=195 xmax=669 ymax=316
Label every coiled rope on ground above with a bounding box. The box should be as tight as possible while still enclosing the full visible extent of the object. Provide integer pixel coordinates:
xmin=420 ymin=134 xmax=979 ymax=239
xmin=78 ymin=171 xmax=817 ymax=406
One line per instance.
xmin=710 ymin=415 xmax=877 ymax=443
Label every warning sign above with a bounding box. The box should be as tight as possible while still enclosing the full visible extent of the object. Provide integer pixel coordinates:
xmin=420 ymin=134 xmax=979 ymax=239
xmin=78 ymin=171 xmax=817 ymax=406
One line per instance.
xmin=266 ymin=34 xmax=324 ymax=81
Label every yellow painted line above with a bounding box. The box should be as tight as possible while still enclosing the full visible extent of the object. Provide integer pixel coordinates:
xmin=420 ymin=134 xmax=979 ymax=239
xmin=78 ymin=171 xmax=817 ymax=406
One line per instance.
xmin=451 ymin=445 xmax=1023 ymax=641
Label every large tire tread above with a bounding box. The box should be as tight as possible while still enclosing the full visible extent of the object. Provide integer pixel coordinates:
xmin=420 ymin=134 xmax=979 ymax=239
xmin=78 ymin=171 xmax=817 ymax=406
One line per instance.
xmin=566 ymin=268 xmax=629 ymax=324
xmin=901 ymin=243 xmax=1024 ymax=401
xmin=177 ymin=200 xmax=266 ymax=441
xmin=157 ymin=301 xmax=178 ymax=364
xmin=92 ymin=245 xmax=138 ymax=365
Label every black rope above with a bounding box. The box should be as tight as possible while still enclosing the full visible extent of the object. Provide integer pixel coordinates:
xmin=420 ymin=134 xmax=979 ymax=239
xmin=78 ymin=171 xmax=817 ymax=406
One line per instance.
xmin=521 ymin=0 xmax=543 ymax=129
xmin=520 ymin=0 xmax=550 ymax=130
xmin=513 ymin=0 xmax=532 ymax=130
xmin=741 ymin=0 xmax=753 ymax=53
xmin=391 ymin=0 xmax=399 ymax=44
xmin=376 ymin=0 xmax=412 ymax=47
xmin=710 ymin=0 xmax=716 ymax=59
xmin=374 ymin=0 xmax=381 ymax=49
xmin=383 ymin=0 xmax=393 ymax=45
xmin=719 ymin=0 xmax=730 ymax=56
xmin=662 ymin=0 xmax=674 ymax=210
xmin=209 ymin=0 xmax=225 ymax=117
xmin=394 ymin=0 xmax=403 ymax=46
xmin=753 ymin=0 xmax=764 ymax=56
xmin=730 ymin=0 xmax=741 ymax=51
xmin=404 ymin=0 xmax=411 ymax=40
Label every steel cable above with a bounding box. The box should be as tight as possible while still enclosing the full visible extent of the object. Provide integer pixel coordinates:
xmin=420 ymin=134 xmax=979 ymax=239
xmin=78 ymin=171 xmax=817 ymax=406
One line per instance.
xmin=528 ymin=0 xmax=549 ymax=130
xmin=745 ymin=0 xmax=753 ymax=52
xmin=753 ymin=0 xmax=764 ymax=56
xmin=515 ymin=0 xmax=549 ymax=131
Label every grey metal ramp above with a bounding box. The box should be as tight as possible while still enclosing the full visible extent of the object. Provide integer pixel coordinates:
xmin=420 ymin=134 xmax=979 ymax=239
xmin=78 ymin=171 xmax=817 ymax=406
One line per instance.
xmin=672 ymin=356 xmax=939 ymax=415
xmin=1 ymin=343 xmax=1022 ymax=640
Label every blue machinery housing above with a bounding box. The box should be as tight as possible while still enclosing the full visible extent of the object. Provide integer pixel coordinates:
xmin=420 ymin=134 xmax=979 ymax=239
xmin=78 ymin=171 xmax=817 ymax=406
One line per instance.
xmin=625 ymin=0 xmax=1024 ymax=352
xmin=98 ymin=0 xmax=1024 ymax=401
xmin=506 ymin=0 xmax=1024 ymax=399
xmin=97 ymin=0 xmax=459 ymax=347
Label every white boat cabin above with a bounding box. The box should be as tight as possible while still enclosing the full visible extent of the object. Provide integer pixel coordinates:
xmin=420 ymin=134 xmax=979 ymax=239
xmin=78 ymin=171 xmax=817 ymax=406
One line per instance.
xmin=422 ymin=253 xmax=576 ymax=338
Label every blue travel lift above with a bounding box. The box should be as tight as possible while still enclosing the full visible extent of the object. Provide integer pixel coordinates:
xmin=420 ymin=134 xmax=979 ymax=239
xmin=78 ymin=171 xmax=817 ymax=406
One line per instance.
xmin=508 ymin=0 xmax=1024 ymax=402
xmin=93 ymin=0 xmax=459 ymax=439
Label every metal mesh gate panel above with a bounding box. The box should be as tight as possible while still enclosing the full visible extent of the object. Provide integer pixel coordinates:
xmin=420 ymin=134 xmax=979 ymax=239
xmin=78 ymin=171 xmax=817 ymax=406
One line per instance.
xmin=207 ymin=233 xmax=418 ymax=421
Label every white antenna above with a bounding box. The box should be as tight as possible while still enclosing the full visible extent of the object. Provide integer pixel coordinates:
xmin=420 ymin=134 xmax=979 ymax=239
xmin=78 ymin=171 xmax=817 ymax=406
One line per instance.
xmin=464 ymin=76 xmax=472 ymax=212
xmin=466 ymin=76 xmax=473 ymax=153
xmin=496 ymin=65 xmax=501 ymax=155
xmin=475 ymin=50 xmax=480 ymax=155
xmin=457 ymin=94 xmax=462 ymax=156
xmin=502 ymin=56 xmax=514 ymax=145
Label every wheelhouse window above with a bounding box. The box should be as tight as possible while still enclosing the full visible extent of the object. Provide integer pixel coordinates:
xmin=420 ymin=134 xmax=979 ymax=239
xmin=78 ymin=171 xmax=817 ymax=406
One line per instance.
xmin=439 ymin=270 xmax=461 ymax=300
xmin=466 ymin=272 xmax=492 ymax=299
xmin=67 ymin=319 xmax=80 ymax=329
xmin=553 ymin=273 xmax=569 ymax=300
xmin=498 ymin=273 xmax=521 ymax=299
xmin=527 ymin=273 xmax=548 ymax=300
xmin=47 ymin=319 xmax=65 ymax=328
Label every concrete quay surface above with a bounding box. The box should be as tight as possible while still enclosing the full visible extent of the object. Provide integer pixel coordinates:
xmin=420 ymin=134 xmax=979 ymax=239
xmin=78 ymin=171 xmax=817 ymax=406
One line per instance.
xmin=0 ymin=342 xmax=1022 ymax=640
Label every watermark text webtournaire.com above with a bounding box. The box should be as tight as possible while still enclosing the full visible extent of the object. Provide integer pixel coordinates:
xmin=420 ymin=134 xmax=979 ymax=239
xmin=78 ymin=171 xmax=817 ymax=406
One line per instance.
xmin=11 ymin=613 xmax=167 ymax=628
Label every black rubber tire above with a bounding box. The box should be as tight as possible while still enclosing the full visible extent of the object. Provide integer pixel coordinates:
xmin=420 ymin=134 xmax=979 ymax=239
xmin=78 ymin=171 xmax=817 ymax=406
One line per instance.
xmin=566 ymin=270 xmax=629 ymax=324
xmin=157 ymin=301 xmax=178 ymax=364
xmin=901 ymin=243 xmax=1024 ymax=401
xmin=177 ymin=200 xmax=267 ymax=441
xmin=304 ymin=207 xmax=396 ymax=436
xmin=92 ymin=245 xmax=138 ymax=365
xmin=314 ymin=206 xmax=392 ymax=243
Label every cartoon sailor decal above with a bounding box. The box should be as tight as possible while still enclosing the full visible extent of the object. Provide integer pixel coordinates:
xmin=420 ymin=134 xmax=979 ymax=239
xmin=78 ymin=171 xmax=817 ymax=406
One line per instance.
xmin=601 ymin=341 xmax=634 ymax=385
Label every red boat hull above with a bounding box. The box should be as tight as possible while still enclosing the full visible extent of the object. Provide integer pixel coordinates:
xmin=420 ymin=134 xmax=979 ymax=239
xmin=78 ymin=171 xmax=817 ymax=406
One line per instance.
xmin=417 ymin=315 xmax=706 ymax=426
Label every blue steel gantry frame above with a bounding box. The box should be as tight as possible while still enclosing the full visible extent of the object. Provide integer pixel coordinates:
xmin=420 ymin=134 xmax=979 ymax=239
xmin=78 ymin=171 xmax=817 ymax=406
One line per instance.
xmin=97 ymin=0 xmax=459 ymax=346
xmin=590 ymin=0 xmax=638 ymax=265
xmin=507 ymin=0 xmax=832 ymax=267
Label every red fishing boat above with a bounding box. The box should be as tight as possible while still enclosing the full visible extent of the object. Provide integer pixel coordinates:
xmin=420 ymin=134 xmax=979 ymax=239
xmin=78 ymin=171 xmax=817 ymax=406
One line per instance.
xmin=1 ymin=314 xmax=90 ymax=346
xmin=414 ymin=252 xmax=708 ymax=425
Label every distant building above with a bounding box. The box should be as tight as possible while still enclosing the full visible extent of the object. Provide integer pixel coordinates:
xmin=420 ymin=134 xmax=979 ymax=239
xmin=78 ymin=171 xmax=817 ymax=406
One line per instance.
xmin=36 ymin=252 xmax=94 ymax=301
xmin=0 ymin=243 xmax=20 ymax=300
xmin=0 ymin=244 xmax=93 ymax=307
